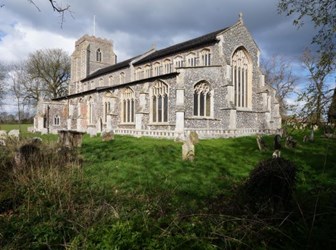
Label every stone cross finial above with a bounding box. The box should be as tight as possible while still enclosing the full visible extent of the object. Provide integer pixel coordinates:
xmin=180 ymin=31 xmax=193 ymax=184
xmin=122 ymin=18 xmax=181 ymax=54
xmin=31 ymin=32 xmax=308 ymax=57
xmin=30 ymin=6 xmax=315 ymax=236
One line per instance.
xmin=239 ymin=12 xmax=244 ymax=23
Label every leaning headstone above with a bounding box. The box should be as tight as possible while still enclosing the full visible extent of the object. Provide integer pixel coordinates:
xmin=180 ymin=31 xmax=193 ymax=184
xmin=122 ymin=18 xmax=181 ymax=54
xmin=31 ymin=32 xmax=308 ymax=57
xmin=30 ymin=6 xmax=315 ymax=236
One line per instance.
xmin=14 ymin=143 xmax=40 ymax=168
xmin=182 ymin=140 xmax=195 ymax=161
xmin=256 ymin=135 xmax=267 ymax=151
xmin=8 ymin=129 xmax=20 ymax=138
xmin=285 ymin=136 xmax=297 ymax=148
xmin=274 ymin=134 xmax=282 ymax=150
xmin=27 ymin=126 xmax=35 ymax=133
xmin=102 ymin=131 xmax=114 ymax=141
xmin=0 ymin=130 xmax=7 ymax=139
xmin=0 ymin=139 xmax=6 ymax=147
xmin=189 ymin=131 xmax=199 ymax=145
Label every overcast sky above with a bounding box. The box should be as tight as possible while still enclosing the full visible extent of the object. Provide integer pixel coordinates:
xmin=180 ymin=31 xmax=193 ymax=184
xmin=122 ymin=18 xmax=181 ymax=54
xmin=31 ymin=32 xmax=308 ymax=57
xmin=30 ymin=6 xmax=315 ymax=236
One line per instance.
xmin=0 ymin=0 xmax=323 ymax=113
xmin=0 ymin=0 xmax=317 ymax=63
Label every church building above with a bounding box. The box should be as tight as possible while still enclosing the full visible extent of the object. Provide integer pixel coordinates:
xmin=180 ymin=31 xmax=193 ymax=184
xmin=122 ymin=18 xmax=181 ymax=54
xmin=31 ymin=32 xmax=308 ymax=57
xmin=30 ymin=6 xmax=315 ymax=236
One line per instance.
xmin=34 ymin=15 xmax=281 ymax=139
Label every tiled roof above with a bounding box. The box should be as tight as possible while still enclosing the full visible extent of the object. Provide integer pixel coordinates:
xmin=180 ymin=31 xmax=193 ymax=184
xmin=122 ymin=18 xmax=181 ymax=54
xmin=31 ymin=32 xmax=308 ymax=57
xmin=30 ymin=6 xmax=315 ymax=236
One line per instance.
xmin=81 ymin=27 xmax=228 ymax=82
xmin=134 ymin=27 xmax=228 ymax=65
xmin=81 ymin=57 xmax=136 ymax=82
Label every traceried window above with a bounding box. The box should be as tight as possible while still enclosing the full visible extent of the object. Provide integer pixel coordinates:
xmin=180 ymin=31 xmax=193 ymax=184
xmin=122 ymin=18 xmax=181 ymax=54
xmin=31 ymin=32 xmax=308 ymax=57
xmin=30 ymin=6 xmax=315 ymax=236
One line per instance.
xmin=121 ymin=88 xmax=135 ymax=123
xmin=96 ymin=48 xmax=102 ymax=62
xmin=174 ymin=56 xmax=184 ymax=68
xmin=54 ymin=114 xmax=60 ymax=126
xmin=187 ymin=52 xmax=197 ymax=67
xmin=193 ymin=81 xmax=212 ymax=117
xmin=232 ymin=48 xmax=251 ymax=108
xmin=151 ymin=81 xmax=168 ymax=123
xmin=201 ymin=49 xmax=211 ymax=66
xmin=163 ymin=59 xmax=173 ymax=74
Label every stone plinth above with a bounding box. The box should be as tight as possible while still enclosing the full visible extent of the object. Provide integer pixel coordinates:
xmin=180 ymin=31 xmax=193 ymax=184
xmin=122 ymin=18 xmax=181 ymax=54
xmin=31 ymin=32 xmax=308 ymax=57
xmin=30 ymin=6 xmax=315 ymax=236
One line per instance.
xmin=58 ymin=130 xmax=85 ymax=148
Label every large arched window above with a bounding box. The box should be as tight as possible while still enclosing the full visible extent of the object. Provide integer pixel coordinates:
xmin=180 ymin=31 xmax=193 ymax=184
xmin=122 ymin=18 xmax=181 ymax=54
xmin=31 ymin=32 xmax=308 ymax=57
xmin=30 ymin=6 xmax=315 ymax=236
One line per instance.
xmin=151 ymin=81 xmax=168 ymax=123
xmin=193 ymin=81 xmax=212 ymax=117
xmin=232 ymin=48 xmax=251 ymax=108
xmin=121 ymin=88 xmax=135 ymax=123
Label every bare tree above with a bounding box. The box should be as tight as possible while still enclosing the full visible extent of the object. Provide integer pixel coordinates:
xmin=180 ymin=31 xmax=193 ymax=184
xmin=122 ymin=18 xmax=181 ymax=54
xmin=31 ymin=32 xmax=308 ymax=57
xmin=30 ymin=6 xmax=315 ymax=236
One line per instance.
xmin=8 ymin=63 xmax=29 ymax=127
xmin=0 ymin=62 xmax=6 ymax=107
xmin=1 ymin=1 xmax=71 ymax=26
xmin=261 ymin=55 xmax=297 ymax=118
xmin=278 ymin=0 xmax=336 ymax=70
xmin=298 ymin=49 xmax=333 ymax=125
xmin=26 ymin=48 xmax=70 ymax=100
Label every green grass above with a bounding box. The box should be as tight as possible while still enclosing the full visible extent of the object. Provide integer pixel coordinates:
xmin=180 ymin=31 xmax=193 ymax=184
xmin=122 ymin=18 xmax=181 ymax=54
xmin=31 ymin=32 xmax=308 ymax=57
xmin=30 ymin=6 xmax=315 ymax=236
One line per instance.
xmin=1 ymin=130 xmax=336 ymax=249
xmin=0 ymin=123 xmax=32 ymax=133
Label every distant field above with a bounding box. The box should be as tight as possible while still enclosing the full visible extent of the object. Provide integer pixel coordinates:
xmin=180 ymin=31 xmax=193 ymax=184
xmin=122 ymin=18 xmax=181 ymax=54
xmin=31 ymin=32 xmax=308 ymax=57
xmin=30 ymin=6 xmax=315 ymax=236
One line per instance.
xmin=0 ymin=123 xmax=32 ymax=133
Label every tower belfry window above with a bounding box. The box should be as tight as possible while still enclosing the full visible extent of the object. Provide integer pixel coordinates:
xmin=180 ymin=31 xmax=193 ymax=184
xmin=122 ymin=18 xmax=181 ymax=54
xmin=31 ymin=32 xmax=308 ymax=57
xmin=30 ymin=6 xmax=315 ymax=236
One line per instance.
xmin=96 ymin=48 xmax=102 ymax=62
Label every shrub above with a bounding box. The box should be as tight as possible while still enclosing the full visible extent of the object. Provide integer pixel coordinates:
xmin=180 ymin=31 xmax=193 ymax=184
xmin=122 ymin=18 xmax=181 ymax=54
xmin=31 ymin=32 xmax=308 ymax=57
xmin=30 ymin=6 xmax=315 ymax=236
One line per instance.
xmin=243 ymin=158 xmax=297 ymax=214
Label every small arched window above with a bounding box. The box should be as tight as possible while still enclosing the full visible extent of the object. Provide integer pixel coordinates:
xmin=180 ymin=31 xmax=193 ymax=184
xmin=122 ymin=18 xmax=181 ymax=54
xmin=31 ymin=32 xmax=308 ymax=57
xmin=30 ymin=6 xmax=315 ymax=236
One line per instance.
xmin=96 ymin=48 xmax=102 ymax=62
xmin=54 ymin=114 xmax=60 ymax=126
xmin=193 ymin=81 xmax=212 ymax=117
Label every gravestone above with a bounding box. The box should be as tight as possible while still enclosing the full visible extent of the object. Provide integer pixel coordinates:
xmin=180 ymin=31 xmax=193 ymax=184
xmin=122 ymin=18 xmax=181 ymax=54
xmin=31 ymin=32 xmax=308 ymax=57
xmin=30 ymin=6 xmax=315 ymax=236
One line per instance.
xmin=285 ymin=136 xmax=297 ymax=148
xmin=8 ymin=129 xmax=20 ymax=138
xmin=58 ymin=130 xmax=85 ymax=148
xmin=274 ymin=134 xmax=282 ymax=150
xmin=272 ymin=150 xmax=281 ymax=158
xmin=0 ymin=139 xmax=6 ymax=147
xmin=102 ymin=131 xmax=114 ymax=141
xmin=303 ymin=135 xmax=308 ymax=143
xmin=309 ymin=129 xmax=314 ymax=142
xmin=31 ymin=137 xmax=43 ymax=144
xmin=256 ymin=135 xmax=267 ymax=151
xmin=182 ymin=140 xmax=195 ymax=161
xmin=0 ymin=130 xmax=7 ymax=139
xmin=189 ymin=131 xmax=199 ymax=145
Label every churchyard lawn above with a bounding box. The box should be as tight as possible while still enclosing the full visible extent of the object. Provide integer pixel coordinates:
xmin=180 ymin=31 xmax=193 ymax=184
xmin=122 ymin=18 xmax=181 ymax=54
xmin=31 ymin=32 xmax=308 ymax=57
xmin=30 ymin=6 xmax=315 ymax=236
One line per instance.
xmin=1 ymin=129 xmax=335 ymax=249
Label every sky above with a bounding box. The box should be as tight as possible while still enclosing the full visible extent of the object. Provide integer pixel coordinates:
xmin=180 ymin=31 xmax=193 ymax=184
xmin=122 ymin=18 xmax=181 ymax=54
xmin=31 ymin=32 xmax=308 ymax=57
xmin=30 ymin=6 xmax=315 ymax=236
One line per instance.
xmin=0 ymin=0 xmax=326 ymax=113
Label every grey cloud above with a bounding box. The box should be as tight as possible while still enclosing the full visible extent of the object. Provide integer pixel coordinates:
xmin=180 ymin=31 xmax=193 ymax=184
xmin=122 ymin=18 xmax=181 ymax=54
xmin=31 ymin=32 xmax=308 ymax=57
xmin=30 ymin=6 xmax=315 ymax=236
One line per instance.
xmin=1 ymin=0 xmax=316 ymax=62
